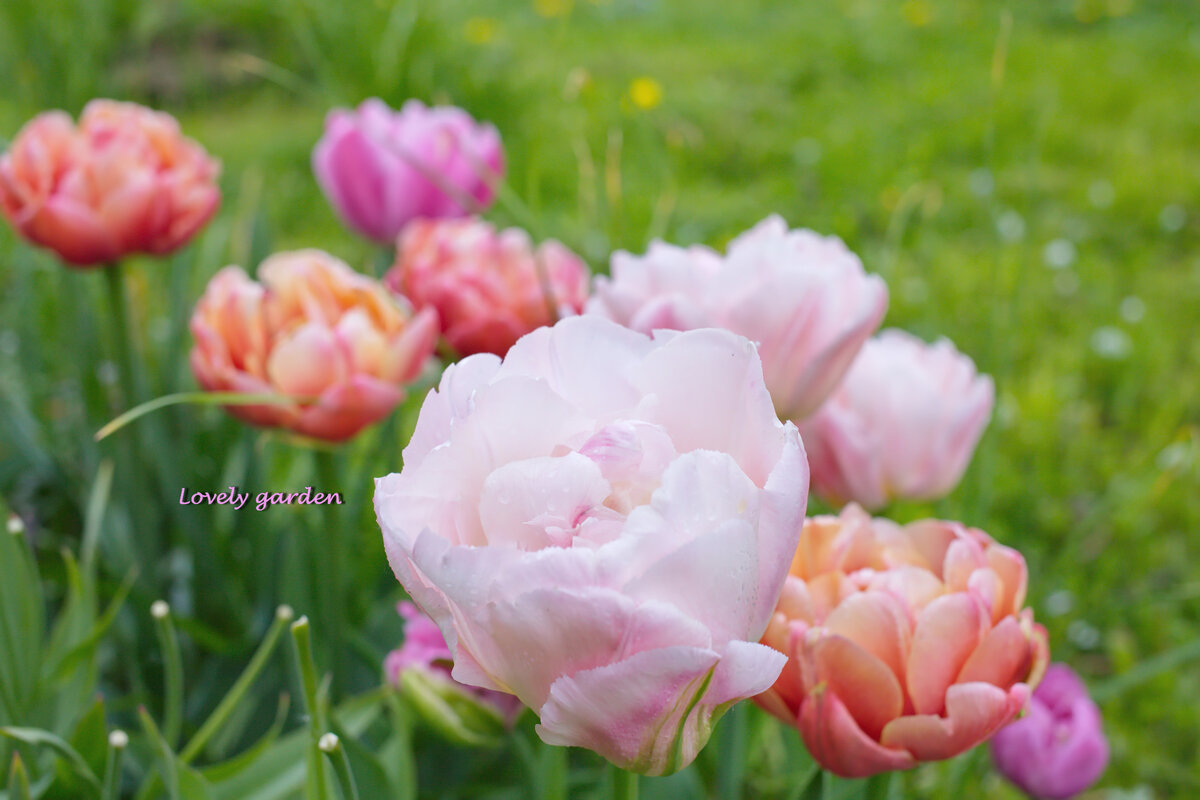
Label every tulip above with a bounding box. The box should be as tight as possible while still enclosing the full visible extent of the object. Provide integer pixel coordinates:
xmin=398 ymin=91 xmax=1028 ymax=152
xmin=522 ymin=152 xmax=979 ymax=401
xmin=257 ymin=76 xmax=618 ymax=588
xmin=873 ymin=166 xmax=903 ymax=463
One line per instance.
xmin=756 ymin=504 xmax=1049 ymax=778
xmin=587 ymin=215 xmax=888 ymax=421
xmin=312 ymin=98 xmax=504 ymax=243
xmin=991 ymin=663 xmax=1109 ymax=799
xmin=798 ymin=329 xmax=995 ymax=510
xmin=375 ymin=315 xmax=810 ymax=774
xmin=0 ymin=100 xmax=220 ymax=267
xmin=190 ymin=249 xmax=438 ymax=441
xmin=385 ymin=217 xmax=590 ymax=356
xmin=387 ymin=602 xmax=523 ymax=746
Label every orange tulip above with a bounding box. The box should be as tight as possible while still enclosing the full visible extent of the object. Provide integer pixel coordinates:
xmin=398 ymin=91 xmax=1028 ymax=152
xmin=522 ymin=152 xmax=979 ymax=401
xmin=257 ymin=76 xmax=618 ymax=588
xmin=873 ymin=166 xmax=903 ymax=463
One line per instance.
xmin=190 ymin=250 xmax=438 ymax=441
xmin=757 ymin=504 xmax=1049 ymax=778
xmin=0 ymin=100 xmax=220 ymax=266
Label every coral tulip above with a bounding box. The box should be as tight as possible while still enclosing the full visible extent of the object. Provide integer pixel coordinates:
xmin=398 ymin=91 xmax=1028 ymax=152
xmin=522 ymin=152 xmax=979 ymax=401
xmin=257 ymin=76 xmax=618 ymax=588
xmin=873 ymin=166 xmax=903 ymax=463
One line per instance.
xmin=385 ymin=217 xmax=590 ymax=356
xmin=991 ymin=663 xmax=1109 ymax=799
xmin=588 ymin=215 xmax=887 ymax=421
xmin=799 ymin=329 xmax=995 ymax=510
xmin=190 ymin=249 xmax=437 ymax=441
xmin=0 ymin=100 xmax=220 ymax=266
xmin=375 ymin=316 xmax=810 ymax=774
xmin=757 ymin=504 xmax=1049 ymax=778
xmin=313 ymin=98 xmax=503 ymax=243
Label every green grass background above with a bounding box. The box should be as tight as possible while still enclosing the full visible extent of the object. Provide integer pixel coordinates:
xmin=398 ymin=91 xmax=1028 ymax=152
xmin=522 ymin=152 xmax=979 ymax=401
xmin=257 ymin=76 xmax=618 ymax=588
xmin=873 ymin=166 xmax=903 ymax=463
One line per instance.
xmin=1 ymin=0 xmax=1198 ymax=797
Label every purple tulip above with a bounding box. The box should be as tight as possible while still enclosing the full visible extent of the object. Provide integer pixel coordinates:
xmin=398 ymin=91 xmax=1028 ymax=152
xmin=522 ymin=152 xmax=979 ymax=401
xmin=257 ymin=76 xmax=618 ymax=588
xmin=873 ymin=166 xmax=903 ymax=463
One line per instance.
xmin=312 ymin=99 xmax=504 ymax=243
xmin=991 ymin=663 xmax=1109 ymax=799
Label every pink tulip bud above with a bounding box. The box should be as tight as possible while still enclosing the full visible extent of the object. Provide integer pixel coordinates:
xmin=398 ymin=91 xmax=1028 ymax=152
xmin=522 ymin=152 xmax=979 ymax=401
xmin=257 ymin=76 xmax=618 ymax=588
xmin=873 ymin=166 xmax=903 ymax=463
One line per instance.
xmin=588 ymin=215 xmax=888 ymax=421
xmin=385 ymin=217 xmax=590 ymax=357
xmin=312 ymin=99 xmax=504 ymax=243
xmin=375 ymin=316 xmax=810 ymax=774
xmin=756 ymin=504 xmax=1050 ymax=778
xmin=991 ymin=663 xmax=1109 ymax=799
xmin=387 ymin=602 xmax=524 ymax=743
xmin=189 ymin=249 xmax=437 ymax=441
xmin=0 ymin=100 xmax=220 ymax=267
xmin=799 ymin=329 xmax=995 ymax=510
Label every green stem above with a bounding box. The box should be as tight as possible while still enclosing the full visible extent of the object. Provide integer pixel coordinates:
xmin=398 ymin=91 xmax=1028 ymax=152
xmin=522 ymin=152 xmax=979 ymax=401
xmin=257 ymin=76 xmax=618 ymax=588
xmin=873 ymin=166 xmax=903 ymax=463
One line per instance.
xmin=102 ymin=731 xmax=127 ymax=800
xmin=715 ymin=703 xmax=747 ymax=800
xmin=180 ymin=605 xmax=294 ymax=763
xmin=541 ymin=744 xmax=567 ymax=800
xmin=320 ymin=734 xmax=361 ymax=800
xmin=864 ymin=771 xmax=893 ymax=800
xmin=151 ymin=601 xmax=184 ymax=748
xmin=291 ymin=617 xmax=331 ymax=800
xmin=313 ymin=450 xmax=346 ymax=695
xmin=101 ymin=262 xmax=159 ymax=562
xmin=103 ymin=263 xmax=148 ymax=405
xmin=612 ymin=769 xmax=638 ymax=800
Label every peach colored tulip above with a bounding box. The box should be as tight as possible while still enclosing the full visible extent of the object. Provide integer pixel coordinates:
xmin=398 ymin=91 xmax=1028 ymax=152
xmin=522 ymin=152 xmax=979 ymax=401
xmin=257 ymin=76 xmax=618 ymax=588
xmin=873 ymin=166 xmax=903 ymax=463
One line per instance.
xmin=190 ymin=250 xmax=437 ymax=441
xmin=385 ymin=217 xmax=590 ymax=356
xmin=757 ymin=504 xmax=1049 ymax=778
xmin=799 ymin=330 xmax=995 ymax=510
xmin=588 ymin=215 xmax=888 ymax=421
xmin=0 ymin=100 xmax=220 ymax=267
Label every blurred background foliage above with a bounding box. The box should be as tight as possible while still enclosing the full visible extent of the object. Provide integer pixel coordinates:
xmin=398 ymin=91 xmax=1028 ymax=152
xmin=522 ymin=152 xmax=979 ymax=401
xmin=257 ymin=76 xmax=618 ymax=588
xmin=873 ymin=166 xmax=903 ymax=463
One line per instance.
xmin=0 ymin=0 xmax=1198 ymax=797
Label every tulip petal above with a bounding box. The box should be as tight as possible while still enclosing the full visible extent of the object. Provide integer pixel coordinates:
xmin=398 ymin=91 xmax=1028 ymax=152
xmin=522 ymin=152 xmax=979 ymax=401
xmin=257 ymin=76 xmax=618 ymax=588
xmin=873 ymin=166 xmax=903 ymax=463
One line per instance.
xmin=906 ymin=593 xmax=988 ymax=715
xmin=881 ymin=681 xmax=1027 ymax=762
xmin=809 ymin=632 xmax=904 ymax=740
xmin=798 ymin=686 xmax=917 ymax=778
xmin=956 ymin=615 xmax=1032 ymax=689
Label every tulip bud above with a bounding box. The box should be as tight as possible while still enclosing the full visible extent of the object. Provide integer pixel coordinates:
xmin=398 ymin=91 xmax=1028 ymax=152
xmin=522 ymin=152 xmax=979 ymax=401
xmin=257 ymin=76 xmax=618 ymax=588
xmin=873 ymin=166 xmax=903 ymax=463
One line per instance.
xmin=387 ymin=602 xmax=520 ymax=747
xmin=991 ymin=663 xmax=1109 ymax=799
xmin=313 ymin=99 xmax=504 ymax=243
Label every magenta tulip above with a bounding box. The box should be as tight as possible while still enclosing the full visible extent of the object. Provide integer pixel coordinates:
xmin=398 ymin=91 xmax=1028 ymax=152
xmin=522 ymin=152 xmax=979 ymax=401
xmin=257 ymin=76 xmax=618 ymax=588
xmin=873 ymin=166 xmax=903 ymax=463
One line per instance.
xmin=991 ymin=663 xmax=1109 ymax=799
xmin=312 ymin=98 xmax=504 ymax=243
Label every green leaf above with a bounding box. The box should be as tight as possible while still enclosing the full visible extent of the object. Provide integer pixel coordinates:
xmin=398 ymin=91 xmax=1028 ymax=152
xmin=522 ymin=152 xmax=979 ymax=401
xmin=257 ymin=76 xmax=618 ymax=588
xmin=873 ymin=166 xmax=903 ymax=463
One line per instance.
xmin=398 ymin=669 xmax=507 ymax=748
xmin=200 ymin=695 xmax=290 ymax=784
xmin=0 ymin=515 xmax=44 ymax=721
xmin=208 ymin=689 xmax=386 ymax=800
xmin=43 ymin=697 xmax=108 ymax=800
xmin=45 ymin=572 xmax=134 ymax=685
xmin=0 ymin=728 xmax=100 ymax=798
xmin=140 ymin=708 xmax=214 ymax=800
xmin=7 ymin=753 xmax=31 ymax=800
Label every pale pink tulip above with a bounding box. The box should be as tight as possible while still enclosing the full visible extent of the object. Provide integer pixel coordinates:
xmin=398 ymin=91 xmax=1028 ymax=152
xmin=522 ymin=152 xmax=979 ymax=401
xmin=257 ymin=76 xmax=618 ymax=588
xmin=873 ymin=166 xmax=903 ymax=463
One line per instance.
xmin=587 ymin=215 xmax=888 ymax=421
xmin=313 ymin=99 xmax=503 ymax=243
xmin=0 ymin=100 xmax=220 ymax=267
xmin=385 ymin=217 xmax=590 ymax=356
xmin=190 ymin=250 xmax=437 ymax=441
xmin=756 ymin=504 xmax=1049 ymax=778
xmin=799 ymin=329 xmax=995 ymax=510
xmin=991 ymin=663 xmax=1109 ymax=799
xmin=374 ymin=316 xmax=810 ymax=774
